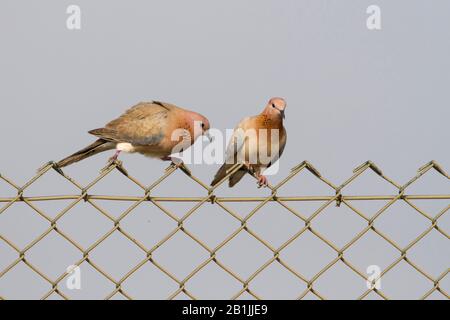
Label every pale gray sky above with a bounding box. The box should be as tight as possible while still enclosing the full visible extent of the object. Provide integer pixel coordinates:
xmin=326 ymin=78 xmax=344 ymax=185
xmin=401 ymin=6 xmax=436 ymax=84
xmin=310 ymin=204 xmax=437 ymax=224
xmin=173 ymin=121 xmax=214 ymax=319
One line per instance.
xmin=0 ymin=0 xmax=449 ymax=299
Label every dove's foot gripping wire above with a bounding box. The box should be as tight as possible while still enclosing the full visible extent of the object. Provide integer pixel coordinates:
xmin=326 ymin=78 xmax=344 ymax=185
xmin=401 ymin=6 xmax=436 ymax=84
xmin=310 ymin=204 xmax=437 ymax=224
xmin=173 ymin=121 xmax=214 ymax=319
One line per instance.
xmin=161 ymin=156 xmax=185 ymax=170
xmin=109 ymin=150 xmax=121 ymax=162
xmin=100 ymin=150 xmax=127 ymax=174
xmin=256 ymin=174 xmax=269 ymax=188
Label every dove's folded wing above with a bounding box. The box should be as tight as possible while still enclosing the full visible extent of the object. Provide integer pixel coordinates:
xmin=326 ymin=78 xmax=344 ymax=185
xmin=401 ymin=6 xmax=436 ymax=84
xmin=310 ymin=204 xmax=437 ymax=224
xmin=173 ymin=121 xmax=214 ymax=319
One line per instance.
xmin=89 ymin=101 xmax=172 ymax=146
xmin=224 ymin=117 xmax=250 ymax=164
xmin=267 ymin=126 xmax=287 ymax=168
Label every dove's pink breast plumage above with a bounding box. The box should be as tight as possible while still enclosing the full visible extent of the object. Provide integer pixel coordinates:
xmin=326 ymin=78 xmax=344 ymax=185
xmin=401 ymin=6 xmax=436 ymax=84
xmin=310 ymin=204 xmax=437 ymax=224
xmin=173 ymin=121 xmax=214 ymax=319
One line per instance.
xmin=239 ymin=114 xmax=287 ymax=170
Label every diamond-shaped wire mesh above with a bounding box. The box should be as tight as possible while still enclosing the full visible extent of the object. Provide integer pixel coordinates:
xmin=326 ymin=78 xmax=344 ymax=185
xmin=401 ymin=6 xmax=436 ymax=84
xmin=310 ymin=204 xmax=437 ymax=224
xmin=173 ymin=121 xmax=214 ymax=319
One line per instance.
xmin=0 ymin=160 xmax=448 ymax=300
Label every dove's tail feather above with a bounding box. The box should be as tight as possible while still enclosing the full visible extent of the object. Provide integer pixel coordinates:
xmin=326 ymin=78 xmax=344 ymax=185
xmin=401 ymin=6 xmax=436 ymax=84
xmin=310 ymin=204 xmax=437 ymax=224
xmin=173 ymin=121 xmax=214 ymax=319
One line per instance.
xmin=57 ymin=139 xmax=114 ymax=168
xmin=228 ymin=169 xmax=247 ymax=187
xmin=211 ymin=163 xmax=247 ymax=187
xmin=211 ymin=163 xmax=231 ymax=187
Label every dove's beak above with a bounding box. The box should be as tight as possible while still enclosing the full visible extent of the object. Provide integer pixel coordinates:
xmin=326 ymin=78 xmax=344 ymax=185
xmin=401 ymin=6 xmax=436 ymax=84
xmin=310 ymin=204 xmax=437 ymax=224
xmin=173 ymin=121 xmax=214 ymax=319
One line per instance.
xmin=205 ymin=131 xmax=213 ymax=142
xmin=274 ymin=106 xmax=285 ymax=119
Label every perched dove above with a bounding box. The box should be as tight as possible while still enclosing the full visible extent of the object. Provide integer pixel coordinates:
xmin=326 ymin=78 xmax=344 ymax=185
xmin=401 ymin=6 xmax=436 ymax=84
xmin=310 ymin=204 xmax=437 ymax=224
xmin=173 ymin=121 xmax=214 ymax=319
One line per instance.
xmin=211 ymin=97 xmax=287 ymax=187
xmin=57 ymin=101 xmax=211 ymax=168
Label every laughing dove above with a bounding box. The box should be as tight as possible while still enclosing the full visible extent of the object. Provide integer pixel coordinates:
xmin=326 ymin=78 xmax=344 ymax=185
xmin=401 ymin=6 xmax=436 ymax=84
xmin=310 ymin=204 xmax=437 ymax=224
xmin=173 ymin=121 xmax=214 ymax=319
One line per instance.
xmin=211 ymin=97 xmax=287 ymax=187
xmin=57 ymin=101 xmax=210 ymax=167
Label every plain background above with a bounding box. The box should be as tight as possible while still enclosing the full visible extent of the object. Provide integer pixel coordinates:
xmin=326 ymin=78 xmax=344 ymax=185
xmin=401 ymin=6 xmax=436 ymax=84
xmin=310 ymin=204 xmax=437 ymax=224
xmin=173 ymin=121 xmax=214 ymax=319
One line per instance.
xmin=0 ymin=0 xmax=449 ymax=299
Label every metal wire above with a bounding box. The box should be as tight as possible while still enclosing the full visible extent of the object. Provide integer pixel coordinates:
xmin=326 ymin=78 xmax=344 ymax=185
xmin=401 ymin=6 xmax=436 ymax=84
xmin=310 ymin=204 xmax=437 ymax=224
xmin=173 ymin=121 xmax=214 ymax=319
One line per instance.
xmin=0 ymin=160 xmax=448 ymax=300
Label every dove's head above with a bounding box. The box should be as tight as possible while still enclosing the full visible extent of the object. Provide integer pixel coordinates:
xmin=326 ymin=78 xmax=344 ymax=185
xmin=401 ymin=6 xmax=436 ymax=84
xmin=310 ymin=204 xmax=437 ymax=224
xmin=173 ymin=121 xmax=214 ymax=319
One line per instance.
xmin=189 ymin=111 xmax=212 ymax=142
xmin=264 ymin=97 xmax=287 ymax=120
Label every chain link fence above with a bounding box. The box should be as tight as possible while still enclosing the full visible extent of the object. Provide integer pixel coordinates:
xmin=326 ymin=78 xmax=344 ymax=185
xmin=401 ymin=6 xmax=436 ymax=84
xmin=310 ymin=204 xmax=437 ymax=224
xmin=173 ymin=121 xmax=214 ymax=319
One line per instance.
xmin=0 ymin=160 xmax=448 ymax=300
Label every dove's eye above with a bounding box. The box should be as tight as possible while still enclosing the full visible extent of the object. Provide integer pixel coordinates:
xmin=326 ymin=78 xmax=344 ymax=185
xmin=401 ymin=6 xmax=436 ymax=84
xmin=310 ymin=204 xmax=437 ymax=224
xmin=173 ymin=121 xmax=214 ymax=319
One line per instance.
xmin=201 ymin=122 xmax=205 ymax=128
xmin=272 ymin=103 xmax=276 ymax=108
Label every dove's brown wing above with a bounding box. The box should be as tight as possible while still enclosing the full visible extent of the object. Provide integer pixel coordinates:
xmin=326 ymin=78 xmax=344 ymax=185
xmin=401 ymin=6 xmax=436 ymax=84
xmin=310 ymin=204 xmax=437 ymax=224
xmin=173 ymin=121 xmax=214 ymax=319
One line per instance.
xmin=210 ymin=117 xmax=250 ymax=187
xmin=89 ymin=101 xmax=174 ymax=146
xmin=224 ymin=117 xmax=251 ymax=163
xmin=267 ymin=126 xmax=287 ymax=168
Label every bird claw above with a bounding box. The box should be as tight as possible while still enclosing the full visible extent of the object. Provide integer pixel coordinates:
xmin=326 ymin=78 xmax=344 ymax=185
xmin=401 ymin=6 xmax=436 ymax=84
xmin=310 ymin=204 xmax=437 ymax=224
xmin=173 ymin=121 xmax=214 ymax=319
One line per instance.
xmin=166 ymin=161 xmax=182 ymax=170
xmin=101 ymin=158 xmax=123 ymax=174
xmin=172 ymin=158 xmax=184 ymax=168
xmin=100 ymin=151 xmax=122 ymax=173
xmin=165 ymin=158 xmax=186 ymax=171
xmin=108 ymin=151 xmax=121 ymax=163
xmin=257 ymin=175 xmax=269 ymax=188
